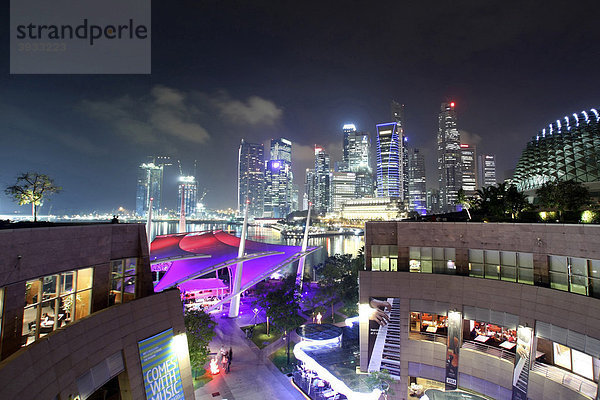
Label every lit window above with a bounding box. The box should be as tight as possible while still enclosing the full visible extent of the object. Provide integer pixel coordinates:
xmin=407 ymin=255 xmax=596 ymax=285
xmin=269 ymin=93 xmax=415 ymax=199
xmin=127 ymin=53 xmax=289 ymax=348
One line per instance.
xmin=110 ymin=258 xmax=138 ymax=305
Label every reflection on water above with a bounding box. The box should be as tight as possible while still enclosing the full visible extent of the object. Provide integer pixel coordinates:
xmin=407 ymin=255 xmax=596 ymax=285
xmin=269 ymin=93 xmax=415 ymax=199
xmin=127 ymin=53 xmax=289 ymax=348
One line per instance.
xmin=150 ymin=221 xmax=364 ymax=268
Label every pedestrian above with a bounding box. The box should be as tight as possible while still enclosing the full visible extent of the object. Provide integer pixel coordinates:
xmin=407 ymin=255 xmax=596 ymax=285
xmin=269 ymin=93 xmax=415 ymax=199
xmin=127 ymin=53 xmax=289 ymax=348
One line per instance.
xmin=226 ymin=352 xmax=232 ymax=373
xmin=228 ymin=347 xmax=233 ymax=362
xmin=221 ymin=353 xmax=228 ymax=372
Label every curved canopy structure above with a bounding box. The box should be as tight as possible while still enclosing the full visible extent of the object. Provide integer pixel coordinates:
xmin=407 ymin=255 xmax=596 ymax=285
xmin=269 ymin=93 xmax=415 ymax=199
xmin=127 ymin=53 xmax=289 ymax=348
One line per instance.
xmin=151 ymin=230 xmax=318 ymax=298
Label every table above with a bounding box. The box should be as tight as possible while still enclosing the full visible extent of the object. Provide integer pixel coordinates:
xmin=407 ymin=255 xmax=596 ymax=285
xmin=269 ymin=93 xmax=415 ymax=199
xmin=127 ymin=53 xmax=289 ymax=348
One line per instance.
xmin=474 ymin=335 xmax=490 ymax=343
xmin=500 ymin=341 xmax=516 ymax=350
xmin=426 ymin=326 xmax=438 ymax=333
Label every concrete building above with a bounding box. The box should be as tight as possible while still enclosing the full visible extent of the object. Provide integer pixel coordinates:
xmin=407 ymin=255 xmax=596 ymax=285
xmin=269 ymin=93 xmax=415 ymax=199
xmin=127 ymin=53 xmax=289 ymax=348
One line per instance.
xmin=376 ymin=122 xmax=402 ymax=198
xmin=331 ymin=172 xmax=356 ymax=213
xmin=135 ymin=156 xmax=171 ymax=217
xmin=408 ymin=148 xmax=427 ymax=215
xmin=314 ymin=146 xmax=332 ymax=215
xmin=178 ymin=175 xmax=197 ymax=218
xmin=391 ymin=101 xmax=409 ymax=202
xmin=0 ymin=223 xmax=193 ymax=400
xmin=342 ymin=124 xmax=374 ymax=198
xmin=360 ymin=221 xmax=600 ymax=400
xmin=264 ymin=138 xmax=295 ymax=216
xmin=437 ymin=102 xmax=462 ymax=212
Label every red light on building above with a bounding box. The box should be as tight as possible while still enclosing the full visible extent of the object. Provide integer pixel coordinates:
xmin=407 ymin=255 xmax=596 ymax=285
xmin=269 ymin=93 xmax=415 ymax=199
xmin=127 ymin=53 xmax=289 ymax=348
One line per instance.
xmin=450 ymin=102 xmax=455 ymax=108
xmin=460 ymin=144 xmax=469 ymax=148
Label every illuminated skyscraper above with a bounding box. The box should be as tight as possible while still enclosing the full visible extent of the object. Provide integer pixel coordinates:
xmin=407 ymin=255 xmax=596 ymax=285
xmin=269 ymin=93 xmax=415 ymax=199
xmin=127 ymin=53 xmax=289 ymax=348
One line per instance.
xmin=376 ymin=122 xmax=401 ymax=197
xmin=238 ymin=139 xmax=265 ymax=217
xmin=331 ymin=172 xmax=356 ymax=213
xmin=178 ymin=176 xmax=198 ymax=217
xmin=314 ymin=146 xmax=332 ymax=214
xmin=437 ymin=102 xmax=462 ymax=212
xmin=408 ymin=148 xmax=427 ymax=215
xmin=460 ymin=144 xmax=478 ymax=197
xmin=135 ymin=156 xmax=170 ymax=217
xmin=342 ymin=124 xmax=373 ymax=197
xmin=305 ymin=168 xmax=316 ymax=208
xmin=478 ymin=154 xmax=497 ymax=189
xmin=264 ymin=137 xmax=295 ymax=216
xmin=391 ymin=101 xmax=409 ymax=202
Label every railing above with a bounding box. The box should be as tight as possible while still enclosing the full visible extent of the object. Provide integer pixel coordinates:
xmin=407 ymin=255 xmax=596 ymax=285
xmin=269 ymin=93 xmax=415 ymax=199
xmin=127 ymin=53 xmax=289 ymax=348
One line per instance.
xmin=532 ymin=362 xmax=598 ymax=399
xmin=409 ymin=331 xmax=447 ymax=345
xmin=292 ymin=370 xmax=346 ymax=400
xmin=461 ymin=340 xmax=516 ymax=363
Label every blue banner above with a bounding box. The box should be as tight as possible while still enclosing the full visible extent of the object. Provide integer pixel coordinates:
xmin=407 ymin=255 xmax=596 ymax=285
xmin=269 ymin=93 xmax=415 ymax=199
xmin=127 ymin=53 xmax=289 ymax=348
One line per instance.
xmin=138 ymin=328 xmax=184 ymax=400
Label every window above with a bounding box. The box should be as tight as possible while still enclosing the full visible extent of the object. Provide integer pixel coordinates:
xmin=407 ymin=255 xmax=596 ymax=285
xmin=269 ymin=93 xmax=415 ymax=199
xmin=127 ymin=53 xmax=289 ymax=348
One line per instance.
xmin=22 ymin=268 xmax=93 ymax=346
xmin=370 ymin=246 xmax=398 ymax=272
xmin=410 ymin=312 xmax=448 ymax=336
xmin=110 ymin=258 xmax=138 ymax=304
xmin=410 ymin=247 xmax=456 ymax=274
xmin=469 ymin=249 xmax=533 ymax=284
xmin=549 ymin=256 xmax=600 ymax=297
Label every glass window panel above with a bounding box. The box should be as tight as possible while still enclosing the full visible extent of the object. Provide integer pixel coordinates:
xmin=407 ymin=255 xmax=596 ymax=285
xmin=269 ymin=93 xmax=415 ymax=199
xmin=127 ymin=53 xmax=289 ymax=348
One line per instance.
xmin=518 ymin=268 xmax=534 ymax=285
xmin=409 ymin=260 xmax=421 ymax=273
xmin=501 ymin=266 xmax=517 ymax=282
xmin=518 ymin=252 xmax=534 ymax=269
xmin=389 ymin=246 xmax=398 ymax=257
xmin=42 ymin=275 xmax=58 ymax=301
xmin=371 ymin=246 xmax=381 ymax=258
xmin=75 ymin=289 xmax=92 ymax=320
xmin=501 ymin=251 xmax=517 ymax=267
xmin=550 ymin=272 xmax=569 ymax=291
xmin=409 ymin=247 xmax=420 ymax=259
xmin=469 ymin=249 xmax=484 ymax=264
xmin=25 ymin=279 xmax=41 ymax=306
xmin=485 ymin=250 xmax=500 ymax=265
xmin=421 ymin=260 xmax=432 ymax=274
xmin=444 ymin=248 xmax=456 ymax=261
xmin=570 ymin=275 xmax=588 ymax=295
xmin=570 ymin=258 xmax=587 ymax=277
xmin=380 ymin=246 xmax=390 ymax=258
xmin=433 ymin=247 xmax=444 ymax=260
xmin=39 ymin=300 xmax=57 ymax=338
xmin=421 ymin=247 xmax=432 ymax=260
xmin=58 ymin=294 xmax=74 ymax=326
xmin=380 ymin=257 xmax=390 ymax=272
xmin=572 ymin=349 xmax=594 ymax=380
xmin=553 ymin=343 xmax=572 ymax=370
xmin=590 ymin=278 xmax=600 ymax=299
xmin=485 ymin=264 xmax=500 ymax=279
xmin=549 ymin=255 xmax=568 ymax=272
xmin=111 ymin=260 xmax=124 ymax=277
xmin=22 ymin=305 xmax=38 ymax=343
xmin=470 ymin=263 xmax=484 ymax=278
xmin=390 ymin=258 xmax=398 ymax=272
xmin=76 ymin=268 xmax=94 ymax=290
xmin=446 ymin=260 xmax=457 ymax=274
xmin=60 ymin=272 xmax=75 ymax=294
xmin=122 ymin=276 xmax=136 ymax=303
xmin=371 ymin=258 xmax=381 ymax=271
xmin=433 ymin=260 xmax=445 ymax=274
xmin=590 ymin=260 xmax=600 ymax=278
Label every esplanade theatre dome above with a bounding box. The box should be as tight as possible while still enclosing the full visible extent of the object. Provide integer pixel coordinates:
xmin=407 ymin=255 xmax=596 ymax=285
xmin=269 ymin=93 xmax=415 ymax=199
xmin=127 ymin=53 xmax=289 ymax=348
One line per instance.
xmin=512 ymin=108 xmax=600 ymax=195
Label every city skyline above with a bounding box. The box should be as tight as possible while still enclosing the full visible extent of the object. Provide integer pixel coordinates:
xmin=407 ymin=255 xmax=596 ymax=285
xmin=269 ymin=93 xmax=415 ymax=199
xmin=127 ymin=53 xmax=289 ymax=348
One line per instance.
xmin=1 ymin=2 xmax=600 ymax=214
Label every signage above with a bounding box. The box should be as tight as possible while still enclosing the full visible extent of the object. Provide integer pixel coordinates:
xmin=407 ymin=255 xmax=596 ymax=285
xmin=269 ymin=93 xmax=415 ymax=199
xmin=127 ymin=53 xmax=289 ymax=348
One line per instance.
xmin=445 ymin=310 xmax=462 ymax=390
xmin=511 ymin=325 xmax=534 ymax=400
xmin=138 ymin=328 xmax=184 ymax=400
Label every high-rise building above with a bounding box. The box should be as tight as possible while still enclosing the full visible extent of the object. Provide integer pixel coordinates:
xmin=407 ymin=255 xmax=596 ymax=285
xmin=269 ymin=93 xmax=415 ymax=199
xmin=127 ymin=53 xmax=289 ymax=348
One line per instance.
xmin=178 ymin=176 xmax=197 ymax=217
xmin=460 ymin=144 xmax=478 ymax=197
xmin=331 ymin=172 xmax=356 ymax=213
xmin=478 ymin=154 xmax=497 ymax=189
xmin=437 ymin=101 xmax=462 ymax=212
xmin=408 ymin=148 xmax=427 ymax=215
xmin=135 ymin=156 xmax=170 ymax=217
xmin=305 ymin=168 xmax=316 ymax=209
xmin=376 ymin=122 xmax=401 ymax=198
xmin=314 ymin=146 xmax=332 ymax=214
xmin=270 ymin=137 xmax=292 ymax=163
xmin=238 ymin=140 xmax=265 ymax=217
xmin=426 ymin=189 xmax=441 ymax=214
xmin=342 ymin=124 xmax=373 ymax=198
xmin=265 ymin=138 xmax=295 ymax=216
xmin=391 ymin=101 xmax=409 ymax=202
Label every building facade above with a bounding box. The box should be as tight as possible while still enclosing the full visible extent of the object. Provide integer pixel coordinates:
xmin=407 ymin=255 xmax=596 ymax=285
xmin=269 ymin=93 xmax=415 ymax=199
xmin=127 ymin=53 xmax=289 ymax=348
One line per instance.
xmin=437 ymin=102 xmax=462 ymax=212
xmin=264 ymin=138 xmax=294 ymax=217
xmin=135 ymin=156 xmax=170 ymax=217
xmin=360 ymin=221 xmax=600 ymax=400
xmin=178 ymin=175 xmax=197 ymax=218
xmin=376 ymin=122 xmax=402 ymax=198
xmin=391 ymin=101 xmax=409 ymax=202
xmin=342 ymin=124 xmax=374 ymax=198
xmin=0 ymin=223 xmax=194 ymax=400
xmin=512 ymin=108 xmax=600 ymax=197
xmin=478 ymin=154 xmax=497 ymax=189
xmin=340 ymin=197 xmax=406 ymax=222
xmin=331 ymin=172 xmax=356 ymax=214
xmin=238 ymin=139 xmax=265 ymax=218
xmin=460 ymin=143 xmax=478 ymax=197
xmin=408 ymin=148 xmax=427 ymax=215
xmin=314 ymin=146 xmax=332 ymax=215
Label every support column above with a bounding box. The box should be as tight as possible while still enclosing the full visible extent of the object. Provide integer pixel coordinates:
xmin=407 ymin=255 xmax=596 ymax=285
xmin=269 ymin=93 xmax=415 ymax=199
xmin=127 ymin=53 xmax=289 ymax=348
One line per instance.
xmin=229 ymin=201 xmax=249 ymax=318
xmin=146 ymin=197 xmax=153 ymax=252
xmin=296 ymin=202 xmax=312 ymax=291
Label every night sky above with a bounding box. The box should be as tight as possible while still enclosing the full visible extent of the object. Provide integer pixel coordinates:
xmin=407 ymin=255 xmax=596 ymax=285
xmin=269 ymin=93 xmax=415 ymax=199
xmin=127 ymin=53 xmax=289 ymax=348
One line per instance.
xmin=2 ymin=1 xmax=600 ymax=214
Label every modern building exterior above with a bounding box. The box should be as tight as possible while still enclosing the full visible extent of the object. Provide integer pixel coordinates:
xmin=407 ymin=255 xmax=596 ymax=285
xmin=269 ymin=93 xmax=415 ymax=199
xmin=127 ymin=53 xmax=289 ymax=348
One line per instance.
xmin=314 ymin=146 xmax=332 ymax=215
xmin=426 ymin=189 xmax=441 ymax=214
xmin=342 ymin=124 xmax=374 ymax=198
xmin=135 ymin=156 xmax=171 ymax=217
xmin=305 ymin=168 xmax=316 ymax=210
xmin=460 ymin=143 xmax=478 ymax=197
xmin=478 ymin=154 xmax=497 ymax=189
xmin=238 ymin=139 xmax=265 ymax=218
xmin=376 ymin=122 xmax=401 ymax=198
xmin=331 ymin=172 xmax=356 ymax=214
xmin=264 ymin=138 xmax=295 ymax=218
xmin=360 ymin=221 xmax=600 ymax=400
xmin=408 ymin=148 xmax=427 ymax=215
xmin=437 ymin=102 xmax=462 ymax=212
xmin=391 ymin=101 xmax=409 ymax=202
xmin=0 ymin=223 xmax=194 ymax=400
xmin=512 ymin=108 xmax=600 ymax=197
xmin=340 ymin=197 xmax=406 ymax=222
xmin=178 ymin=175 xmax=198 ymax=218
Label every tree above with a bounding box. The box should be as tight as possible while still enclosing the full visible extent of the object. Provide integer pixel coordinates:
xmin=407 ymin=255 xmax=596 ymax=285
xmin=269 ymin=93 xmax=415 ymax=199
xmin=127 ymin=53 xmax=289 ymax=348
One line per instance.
xmin=455 ymin=188 xmax=474 ymax=220
xmin=315 ymin=254 xmax=360 ymax=320
xmin=536 ymin=180 xmax=591 ymax=221
xmin=365 ymin=369 xmax=395 ymax=398
xmin=252 ymin=275 xmax=305 ymax=365
xmin=473 ymin=183 xmax=530 ymax=221
xmin=5 ymin=172 xmax=62 ymax=222
xmin=184 ymin=308 xmax=217 ymax=375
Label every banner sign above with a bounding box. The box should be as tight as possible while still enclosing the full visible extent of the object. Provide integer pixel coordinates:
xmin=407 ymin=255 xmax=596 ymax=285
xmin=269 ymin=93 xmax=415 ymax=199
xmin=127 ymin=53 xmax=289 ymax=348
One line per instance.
xmin=445 ymin=310 xmax=462 ymax=390
xmin=138 ymin=328 xmax=184 ymax=400
xmin=511 ymin=325 xmax=534 ymax=400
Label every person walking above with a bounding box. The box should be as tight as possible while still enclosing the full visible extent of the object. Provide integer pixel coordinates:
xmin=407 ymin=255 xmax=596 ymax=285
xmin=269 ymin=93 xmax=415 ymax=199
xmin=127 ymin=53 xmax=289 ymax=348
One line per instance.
xmin=221 ymin=353 xmax=228 ymax=373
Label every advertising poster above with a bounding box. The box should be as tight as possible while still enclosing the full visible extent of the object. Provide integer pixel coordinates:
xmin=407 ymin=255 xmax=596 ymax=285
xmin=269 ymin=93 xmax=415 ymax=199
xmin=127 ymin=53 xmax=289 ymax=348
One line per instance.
xmin=445 ymin=310 xmax=462 ymax=390
xmin=138 ymin=328 xmax=184 ymax=400
xmin=366 ymin=297 xmax=400 ymax=378
xmin=511 ymin=325 xmax=534 ymax=400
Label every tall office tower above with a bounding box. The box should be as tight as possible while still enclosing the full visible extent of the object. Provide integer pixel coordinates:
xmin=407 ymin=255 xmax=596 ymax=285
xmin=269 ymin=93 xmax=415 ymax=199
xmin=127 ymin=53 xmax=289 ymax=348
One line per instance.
xmin=437 ymin=102 xmax=462 ymax=212
xmin=178 ymin=176 xmax=198 ymax=218
xmin=408 ymin=148 xmax=427 ymax=215
xmin=314 ymin=146 xmax=332 ymax=214
xmin=238 ymin=139 xmax=265 ymax=218
xmin=342 ymin=123 xmax=373 ymax=198
xmin=331 ymin=172 xmax=356 ymax=213
xmin=478 ymin=154 xmax=497 ymax=189
xmin=391 ymin=101 xmax=409 ymax=202
xmin=135 ymin=156 xmax=170 ymax=217
xmin=376 ymin=122 xmax=401 ymax=198
xmin=426 ymin=189 xmax=441 ymax=214
xmin=460 ymin=144 xmax=478 ymax=197
xmin=265 ymin=137 xmax=294 ymax=215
